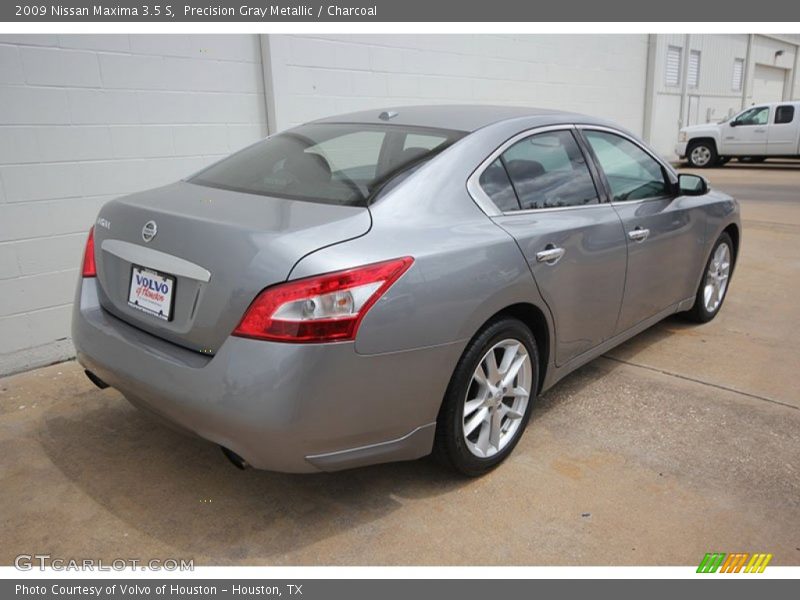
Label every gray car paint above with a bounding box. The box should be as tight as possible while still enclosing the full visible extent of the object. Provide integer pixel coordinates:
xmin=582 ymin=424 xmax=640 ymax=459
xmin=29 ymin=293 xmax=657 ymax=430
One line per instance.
xmin=91 ymin=182 xmax=371 ymax=353
xmin=72 ymin=105 xmax=741 ymax=473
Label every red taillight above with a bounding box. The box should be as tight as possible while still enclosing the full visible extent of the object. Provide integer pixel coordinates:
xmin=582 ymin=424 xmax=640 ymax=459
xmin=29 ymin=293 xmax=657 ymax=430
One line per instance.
xmin=233 ymin=257 xmax=414 ymax=343
xmin=81 ymin=227 xmax=97 ymax=278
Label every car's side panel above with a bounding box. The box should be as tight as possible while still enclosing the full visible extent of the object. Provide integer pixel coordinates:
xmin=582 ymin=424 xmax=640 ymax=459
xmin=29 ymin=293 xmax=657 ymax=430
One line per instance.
xmin=577 ymin=125 xmax=710 ymax=333
xmin=540 ymin=190 xmax=739 ymax=392
xmin=289 ymin=193 xmax=548 ymax=358
xmin=493 ymin=207 xmax=627 ymax=366
xmin=695 ymin=191 xmax=741 ymax=290
xmin=609 ymin=196 xmax=708 ymax=332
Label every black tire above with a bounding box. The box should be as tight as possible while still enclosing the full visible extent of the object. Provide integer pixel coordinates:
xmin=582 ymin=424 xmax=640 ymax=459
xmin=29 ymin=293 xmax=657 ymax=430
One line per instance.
xmin=684 ymin=232 xmax=734 ymax=323
xmin=434 ymin=317 xmax=539 ymax=477
xmin=687 ymin=140 xmax=718 ymax=168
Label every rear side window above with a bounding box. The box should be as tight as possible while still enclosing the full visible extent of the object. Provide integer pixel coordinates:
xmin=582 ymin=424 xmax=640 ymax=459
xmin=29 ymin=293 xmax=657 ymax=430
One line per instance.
xmin=190 ymin=123 xmax=464 ymax=206
xmin=498 ymin=130 xmax=599 ymax=210
xmin=478 ymin=158 xmax=520 ymax=212
xmin=775 ymin=105 xmax=795 ymax=124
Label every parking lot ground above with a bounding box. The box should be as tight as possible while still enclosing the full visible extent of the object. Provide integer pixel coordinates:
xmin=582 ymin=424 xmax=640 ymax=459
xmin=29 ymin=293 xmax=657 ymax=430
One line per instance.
xmin=1 ymin=164 xmax=799 ymax=566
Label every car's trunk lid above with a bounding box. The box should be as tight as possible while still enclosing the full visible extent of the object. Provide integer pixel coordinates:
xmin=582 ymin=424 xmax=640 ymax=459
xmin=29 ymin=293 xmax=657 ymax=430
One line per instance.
xmin=92 ymin=181 xmax=371 ymax=353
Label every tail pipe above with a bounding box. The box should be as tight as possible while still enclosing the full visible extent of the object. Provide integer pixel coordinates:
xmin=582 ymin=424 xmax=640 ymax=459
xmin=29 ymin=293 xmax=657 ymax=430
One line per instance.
xmin=221 ymin=446 xmax=248 ymax=470
xmin=84 ymin=369 xmax=109 ymax=390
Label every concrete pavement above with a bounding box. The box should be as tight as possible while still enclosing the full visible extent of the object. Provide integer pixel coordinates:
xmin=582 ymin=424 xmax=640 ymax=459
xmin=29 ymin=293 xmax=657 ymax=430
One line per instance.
xmin=1 ymin=164 xmax=798 ymax=566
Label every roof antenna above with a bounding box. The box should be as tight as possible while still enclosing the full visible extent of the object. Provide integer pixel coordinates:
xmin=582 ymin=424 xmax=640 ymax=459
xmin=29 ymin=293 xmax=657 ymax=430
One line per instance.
xmin=379 ymin=110 xmax=399 ymax=121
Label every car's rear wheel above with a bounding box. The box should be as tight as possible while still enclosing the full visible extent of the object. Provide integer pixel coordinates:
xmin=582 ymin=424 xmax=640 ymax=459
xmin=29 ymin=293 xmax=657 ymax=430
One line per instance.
xmin=687 ymin=141 xmax=717 ymax=168
xmin=684 ymin=232 xmax=734 ymax=323
xmin=434 ymin=317 xmax=538 ymax=476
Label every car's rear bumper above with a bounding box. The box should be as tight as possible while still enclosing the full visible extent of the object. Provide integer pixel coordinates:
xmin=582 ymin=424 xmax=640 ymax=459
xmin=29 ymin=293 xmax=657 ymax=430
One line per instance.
xmin=72 ymin=278 xmax=461 ymax=472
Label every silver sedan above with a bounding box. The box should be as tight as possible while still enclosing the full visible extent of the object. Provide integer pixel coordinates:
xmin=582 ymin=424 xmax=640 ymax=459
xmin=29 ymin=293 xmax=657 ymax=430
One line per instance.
xmin=72 ymin=105 xmax=740 ymax=475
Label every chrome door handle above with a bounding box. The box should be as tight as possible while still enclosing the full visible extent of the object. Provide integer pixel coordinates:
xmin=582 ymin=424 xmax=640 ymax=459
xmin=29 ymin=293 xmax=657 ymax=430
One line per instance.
xmin=754 ymin=128 xmax=766 ymax=133
xmin=536 ymin=246 xmax=565 ymax=264
xmin=628 ymin=227 xmax=650 ymax=242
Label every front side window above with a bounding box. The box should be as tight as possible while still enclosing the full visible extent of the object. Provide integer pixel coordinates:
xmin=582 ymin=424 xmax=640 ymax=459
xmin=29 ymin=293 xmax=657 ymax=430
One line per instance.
xmin=190 ymin=123 xmax=464 ymax=206
xmin=735 ymin=106 xmax=770 ymax=126
xmin=494 ymin=130 xmax=599 ymax=210
xmin=775 ymin=105 xmax=795 ymax=124
xmin=583 ymin=130 xmax=670 ymax=202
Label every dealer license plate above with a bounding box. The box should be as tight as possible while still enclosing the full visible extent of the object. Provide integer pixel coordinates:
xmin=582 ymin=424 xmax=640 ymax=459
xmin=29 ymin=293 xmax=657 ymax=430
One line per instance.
xmin=127 ymin=266 xmax=175 ymax=321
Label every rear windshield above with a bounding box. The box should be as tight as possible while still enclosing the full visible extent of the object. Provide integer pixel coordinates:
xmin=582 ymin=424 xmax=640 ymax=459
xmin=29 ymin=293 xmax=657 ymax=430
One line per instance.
xmin=189 ymin=122 xmax=465 ymax=206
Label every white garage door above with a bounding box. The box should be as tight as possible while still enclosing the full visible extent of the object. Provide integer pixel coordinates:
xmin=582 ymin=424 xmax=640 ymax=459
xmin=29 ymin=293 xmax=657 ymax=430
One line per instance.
xmin=752 ymin=64 xmax=787 ymax=104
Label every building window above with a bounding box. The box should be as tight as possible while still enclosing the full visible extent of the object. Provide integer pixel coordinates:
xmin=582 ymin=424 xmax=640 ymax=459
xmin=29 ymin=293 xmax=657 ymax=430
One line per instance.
xmin=665 ymin=45 xmax=682 ymax=87
xmin=732 ymin=58 xmax=744 ymax=91
xmin=688 ymin=50 xmax=701 ymax=88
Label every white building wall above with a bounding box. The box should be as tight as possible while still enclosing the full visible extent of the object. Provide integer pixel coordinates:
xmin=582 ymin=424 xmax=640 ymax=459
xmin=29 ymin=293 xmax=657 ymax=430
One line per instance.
xmin=264 ymin=34 xmax=649 ymax=135
xmin=0 ymin=34 xmax=267 ymax=374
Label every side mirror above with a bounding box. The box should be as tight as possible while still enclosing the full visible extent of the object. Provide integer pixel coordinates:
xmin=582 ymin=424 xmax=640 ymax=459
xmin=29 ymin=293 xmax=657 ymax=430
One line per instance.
xmin=678 ymin=173 xmax=709 ymax=196
xmin=729 ymin=120 xmax=738 ymax=127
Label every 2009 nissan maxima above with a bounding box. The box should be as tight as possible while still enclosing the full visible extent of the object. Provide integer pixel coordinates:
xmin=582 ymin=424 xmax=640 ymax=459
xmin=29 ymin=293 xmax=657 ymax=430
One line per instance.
xmin=72 ymin=105 xmax=740 ymax=476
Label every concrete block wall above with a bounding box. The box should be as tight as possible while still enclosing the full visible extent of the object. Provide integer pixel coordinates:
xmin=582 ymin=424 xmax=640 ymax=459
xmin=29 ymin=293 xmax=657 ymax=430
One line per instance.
xmin=0 ymin=34 xmax=268 ymax=374
xmin=265 ymin=34 xmax=649 ymax=135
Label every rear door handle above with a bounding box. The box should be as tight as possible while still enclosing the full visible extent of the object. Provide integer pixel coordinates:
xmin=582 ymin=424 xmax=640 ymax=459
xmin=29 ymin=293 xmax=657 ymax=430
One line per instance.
xmin=628 ymin=227 xmax=650 ymax=242
xmin=536 ymin=246 xmax=565 ymax=264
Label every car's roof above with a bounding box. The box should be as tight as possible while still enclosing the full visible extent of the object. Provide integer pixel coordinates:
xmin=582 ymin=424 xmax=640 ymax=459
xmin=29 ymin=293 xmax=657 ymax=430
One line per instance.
xmin=311 ymin=104 xmax=599 ymax=133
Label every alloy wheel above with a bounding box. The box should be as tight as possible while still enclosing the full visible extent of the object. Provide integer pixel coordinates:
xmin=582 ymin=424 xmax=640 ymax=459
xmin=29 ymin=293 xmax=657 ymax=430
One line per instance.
xmin=703 ymin=242 xmax=731 ymax=313
xmin=462 ymin=339 xmax=532 ymax=458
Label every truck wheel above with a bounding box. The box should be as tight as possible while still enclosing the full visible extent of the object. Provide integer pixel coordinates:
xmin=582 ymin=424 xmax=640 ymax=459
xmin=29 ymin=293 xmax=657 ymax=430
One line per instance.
xmin=687 ymin=141 xmax=717 ymax=168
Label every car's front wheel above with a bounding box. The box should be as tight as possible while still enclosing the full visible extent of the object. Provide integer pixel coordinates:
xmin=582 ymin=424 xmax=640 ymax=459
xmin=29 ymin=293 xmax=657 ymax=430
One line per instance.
xmin=684 ymin=232 xmax=734 ymax=323
xmin=434 ymin=317 xmax=538 ymax=476
xmin=687 ymin=141 xmax=718 ymax=168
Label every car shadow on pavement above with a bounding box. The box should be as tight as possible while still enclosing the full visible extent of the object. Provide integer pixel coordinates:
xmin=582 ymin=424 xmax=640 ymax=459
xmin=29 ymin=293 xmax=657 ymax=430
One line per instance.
xmin=37 ymin=394 xmax=470 ymax=564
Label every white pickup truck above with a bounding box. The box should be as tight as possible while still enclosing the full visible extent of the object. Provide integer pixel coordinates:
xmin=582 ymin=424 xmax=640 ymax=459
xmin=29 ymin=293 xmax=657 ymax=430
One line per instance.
xmin=676 ymin=101 xmax=800 ymax=167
